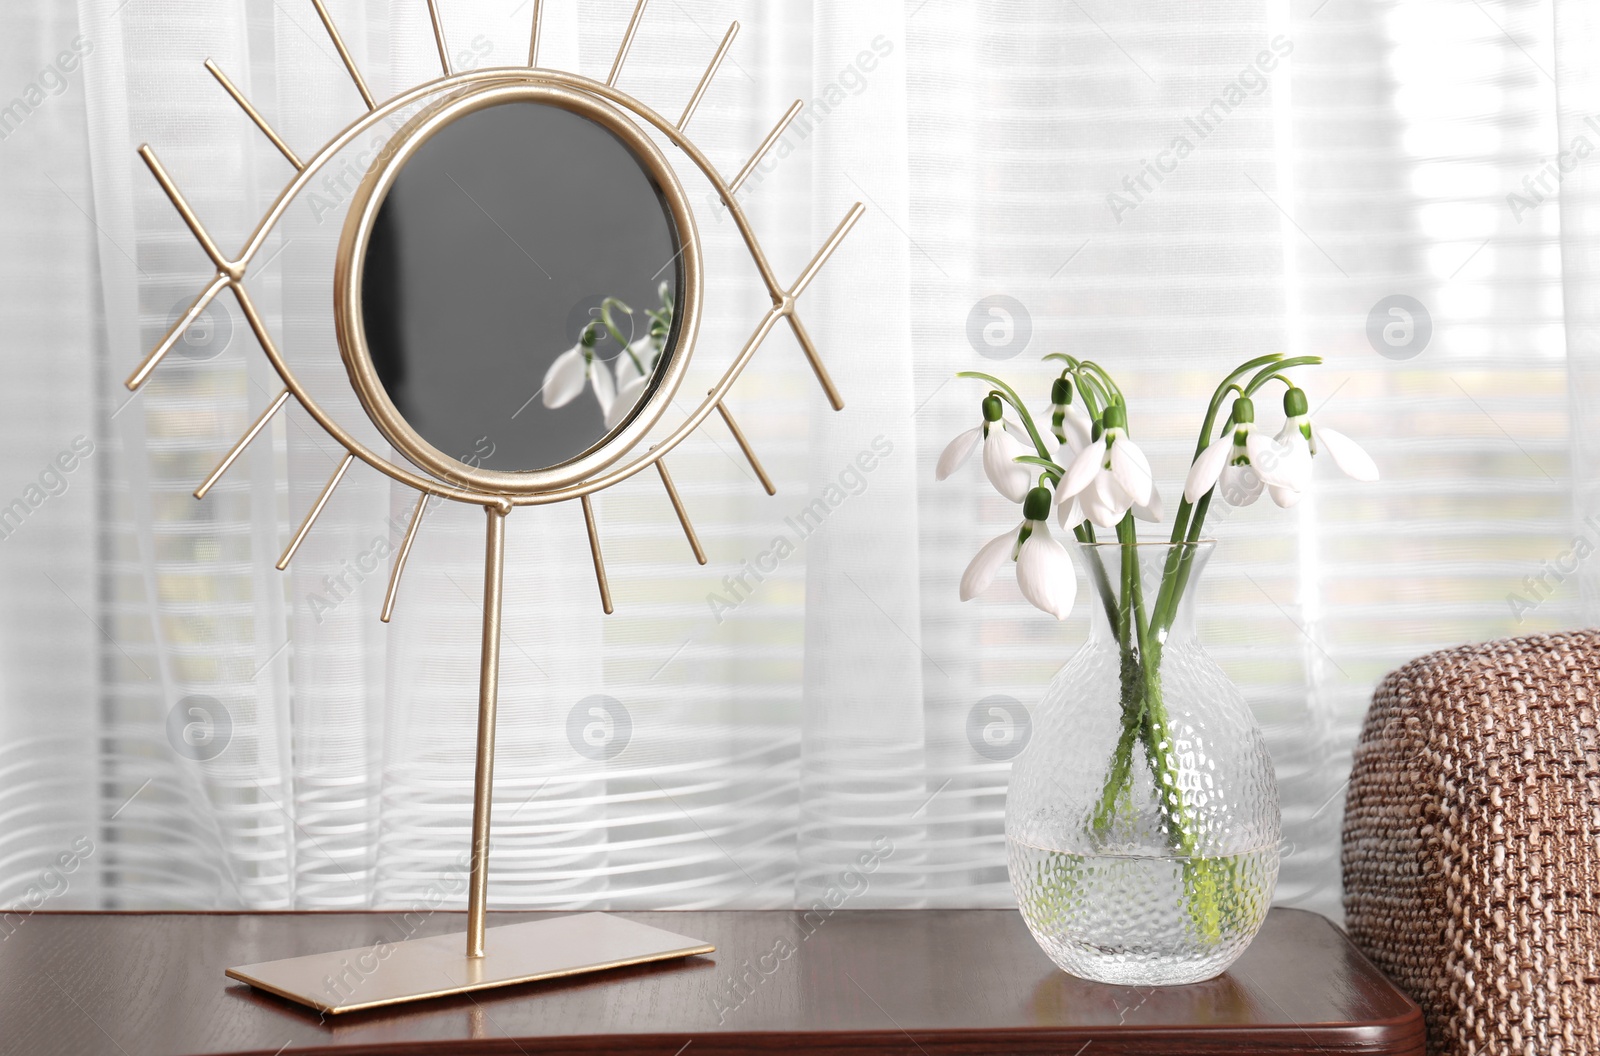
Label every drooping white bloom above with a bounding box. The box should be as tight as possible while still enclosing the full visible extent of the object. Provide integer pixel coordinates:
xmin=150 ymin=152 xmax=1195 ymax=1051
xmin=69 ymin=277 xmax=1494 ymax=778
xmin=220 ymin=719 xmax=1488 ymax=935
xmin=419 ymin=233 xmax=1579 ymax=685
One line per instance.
xmin=1184 ymin=396 xmax=1267 ymax=507
xmin=1056 ymin=404 xmax=1158 ymax=528
xmin=590 ymin=354 xmax=615 ymax=414
xmin=1074 ymin=471 xmax=1131 ymax=528
xmin=936 ymin=395 xmax=1034 ymax=503
xmin=1253 ymin=388 xmax=1379 ymax=507
xmin=613 ymin=337 xmax=654 ymax=393
xmin=962 ymin=487 xmax=1076 ymax=620
xmin=605 ymin=338 xmax=658 ymax=429
xmin=543 ymin=340 xmax=614 ymax=415
xmin=606 ymin=374 xmax=648 ymax=429
xmin=1056 ymin=442 xmax=1087 ymax=530
xmin=542 ymin=344 xmax=590 ymax=408
xmin=982 ymin=427 xmax=1034 ymax=503
xmin=1048 ymin=377 xmax=1094 ymax=452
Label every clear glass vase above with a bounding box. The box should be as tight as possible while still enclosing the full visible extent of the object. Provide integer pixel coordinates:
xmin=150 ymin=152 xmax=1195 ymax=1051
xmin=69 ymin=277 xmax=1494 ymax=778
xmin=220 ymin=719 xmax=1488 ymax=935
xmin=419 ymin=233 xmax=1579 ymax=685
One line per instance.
xmin=1005 ymin=541 xmax=1280 ymax=985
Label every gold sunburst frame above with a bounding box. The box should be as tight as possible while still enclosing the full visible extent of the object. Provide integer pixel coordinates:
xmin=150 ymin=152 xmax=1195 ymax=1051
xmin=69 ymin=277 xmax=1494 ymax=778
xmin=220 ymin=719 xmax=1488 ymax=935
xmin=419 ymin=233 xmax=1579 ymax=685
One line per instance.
xmin=128 ymin=0 xmax=862 ymax=1015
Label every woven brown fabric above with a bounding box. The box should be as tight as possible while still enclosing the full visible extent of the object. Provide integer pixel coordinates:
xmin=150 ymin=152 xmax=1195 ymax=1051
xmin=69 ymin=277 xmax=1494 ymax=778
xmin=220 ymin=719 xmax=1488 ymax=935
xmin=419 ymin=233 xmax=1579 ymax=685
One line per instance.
xmin=1342 ymin=630 xmax=1600 ymax=1056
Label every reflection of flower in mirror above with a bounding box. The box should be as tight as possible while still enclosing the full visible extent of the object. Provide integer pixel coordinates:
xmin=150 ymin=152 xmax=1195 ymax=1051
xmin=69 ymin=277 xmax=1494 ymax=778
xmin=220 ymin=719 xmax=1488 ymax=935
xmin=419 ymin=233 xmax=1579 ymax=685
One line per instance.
xmin=540 ymin=286 xmax=675 ymax=429
xmin=606 ymin=282 xmax=675 ymax=428
xmin=543 ymin=325 xmax=614 ymax=413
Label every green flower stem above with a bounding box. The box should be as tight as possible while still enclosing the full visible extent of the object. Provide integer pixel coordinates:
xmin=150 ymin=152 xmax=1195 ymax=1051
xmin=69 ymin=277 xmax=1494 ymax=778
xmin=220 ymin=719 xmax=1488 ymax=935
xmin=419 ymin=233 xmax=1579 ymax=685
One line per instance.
xmin=1149 ymin=353 xmax=1304 ymax=636
xmin=1077 ymin=361 xmax=1125 ymax=407
xmin=1041 ymin=355 xmax=1110 ymax=419
xmin=1091 ymin=515 xmax=1146 ymax=835
xmin=1015 ymin=455 xmax=1064 ymax=487
xmin=599 ymin=298 xmax=650 ymax=376
xmin=955 ymin=372 xmax=1054 ymax=461
xmin=1083 ymin=353 xmax=1314 ymax=943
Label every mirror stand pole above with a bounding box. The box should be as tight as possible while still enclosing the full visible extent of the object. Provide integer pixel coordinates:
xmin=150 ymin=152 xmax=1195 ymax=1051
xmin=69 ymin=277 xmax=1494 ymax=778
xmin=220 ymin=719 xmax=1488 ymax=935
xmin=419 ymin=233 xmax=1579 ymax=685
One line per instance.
xmin=467 ymin=505 xmax=507 ymax=959
xmin=224 ymin=501 xmax=715 ymax=1012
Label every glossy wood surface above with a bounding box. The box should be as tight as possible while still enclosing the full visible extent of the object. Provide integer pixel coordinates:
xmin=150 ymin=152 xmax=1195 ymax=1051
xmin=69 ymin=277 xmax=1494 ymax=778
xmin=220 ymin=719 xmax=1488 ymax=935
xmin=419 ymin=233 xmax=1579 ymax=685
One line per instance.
xmin=0 ymin=908 xmax=1423 ymax=1055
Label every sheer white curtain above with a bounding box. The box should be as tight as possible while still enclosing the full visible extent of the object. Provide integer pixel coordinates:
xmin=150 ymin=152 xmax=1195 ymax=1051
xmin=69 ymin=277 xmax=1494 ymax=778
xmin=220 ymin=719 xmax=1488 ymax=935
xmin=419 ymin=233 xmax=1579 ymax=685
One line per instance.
xmin=0 ymin=0 xmax=1582 ymax=922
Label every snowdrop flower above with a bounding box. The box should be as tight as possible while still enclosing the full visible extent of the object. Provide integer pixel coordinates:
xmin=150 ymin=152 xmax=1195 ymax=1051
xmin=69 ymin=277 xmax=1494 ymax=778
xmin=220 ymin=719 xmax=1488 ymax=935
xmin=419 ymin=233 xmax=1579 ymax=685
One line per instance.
xmin=1183 ymin=396 xmax=1269 ymax=507
xmin=543 ymin=331 xmax=615 ymax=414
xmin=1056 ymin=441 xmax=1088 ymax=530
xmin=1056 ymin=404 xmax=1159 ymax=529
xmin=1049 ymin=377 xmax=1094 ymax=452
xmin=1254 ymin=387 xmax=1379 ymax=507
xmin=961 ymin=487 xmax=1076 ymax=619
xmin=936 ymin=395 xmax=1034 ymax=503
xmin=605 ymin=336 xmax=657 ymax=429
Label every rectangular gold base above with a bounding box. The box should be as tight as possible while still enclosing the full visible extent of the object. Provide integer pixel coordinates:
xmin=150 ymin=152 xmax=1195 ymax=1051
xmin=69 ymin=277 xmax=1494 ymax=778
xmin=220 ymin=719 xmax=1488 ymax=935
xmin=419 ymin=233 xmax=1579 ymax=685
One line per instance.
xmin=225 ymin=912 xmax=715 ymax=1015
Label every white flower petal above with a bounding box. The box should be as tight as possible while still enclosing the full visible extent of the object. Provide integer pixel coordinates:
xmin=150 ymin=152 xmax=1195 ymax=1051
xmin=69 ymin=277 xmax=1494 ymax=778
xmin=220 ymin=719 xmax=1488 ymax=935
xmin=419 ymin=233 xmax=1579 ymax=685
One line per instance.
xmin=1108 ymin=435 xmax=1154 ymax=505
xmin=1247 ymin=432 xmax=1305 ymax=489
xmin=1268 ymin=483 xmax=1302 ymax=508
xmin=1003 ymin=418 xmax=1034 ymax=445
xmin=983 ymin=428 xmax=1034 ymax=503
xmin=1317 ymin=426 xmax=1379 ymax=482
xmin=936 ymin=426 xmax=983 ymax=481
xmin=615 ymin=343 xmax=649 ymax=390
xmin=1054 ymin=442 xmax=1077 ymax=474
xmin=542 ymin=346 xmax=588 ymax=408
xmin=1077 ymin=483 xmax=1112 ymax=527
xmin=589 ymin=357 xmax=616 ymax=414
xmin=1278 ymin=434 xmax=1314 ymax=489
xmin=1016 ymin=522 xmax=1076 ymax=620
xmin=606 ymin=375 xmax=649 ymax=429
xmin=1134 ymin=481 xmax=1163 ymax=523
xmin=1218 ymin=461 xmax=1263 ymax=506
xmin=1064 ymin=408 xmax=1094 ymax=451
xmin=1059 ymin=438 xmax=1106 ymax=499
xmin=1183 ymin=435 xmax=1234 ymax=503
xmin=960 ymin=525 xmax=1021 ymax=601
xmin=1057 ymin=492 xmax=1086 ymax=530
xmin=1083 ymin=472 xmax=1132 ymax=528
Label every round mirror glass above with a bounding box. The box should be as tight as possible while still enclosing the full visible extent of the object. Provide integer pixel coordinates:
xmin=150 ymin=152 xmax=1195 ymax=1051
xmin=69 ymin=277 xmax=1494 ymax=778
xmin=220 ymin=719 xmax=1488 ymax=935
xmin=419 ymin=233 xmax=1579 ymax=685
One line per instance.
xmin=357 ymin=98 xmax=684 ymax=475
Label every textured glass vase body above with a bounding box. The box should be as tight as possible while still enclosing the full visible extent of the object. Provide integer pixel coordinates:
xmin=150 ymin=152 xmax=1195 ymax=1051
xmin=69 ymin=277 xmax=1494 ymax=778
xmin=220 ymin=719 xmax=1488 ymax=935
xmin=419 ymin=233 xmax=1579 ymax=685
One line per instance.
xmin=1005 ymin=542 xmax=1280 ymax=985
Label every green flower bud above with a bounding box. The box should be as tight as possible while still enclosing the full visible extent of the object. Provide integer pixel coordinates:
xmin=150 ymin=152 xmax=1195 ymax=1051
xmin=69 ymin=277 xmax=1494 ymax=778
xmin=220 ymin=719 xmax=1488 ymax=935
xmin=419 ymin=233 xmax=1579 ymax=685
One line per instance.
xmin=1283 ymin=387 xmax=1309 ymax=417
xmin=1023 ymin=486 xmax=1053 ymax=521
xmin=1051 ymin=377 xmax=1072 ymax=406
xmin=982 ymin=395 xmax=1004 ymax=423
xmin=1231 ymin=396 xmax=1255 ymax=424
xmin=1101 ymin=403 xmax=1127 ymax=430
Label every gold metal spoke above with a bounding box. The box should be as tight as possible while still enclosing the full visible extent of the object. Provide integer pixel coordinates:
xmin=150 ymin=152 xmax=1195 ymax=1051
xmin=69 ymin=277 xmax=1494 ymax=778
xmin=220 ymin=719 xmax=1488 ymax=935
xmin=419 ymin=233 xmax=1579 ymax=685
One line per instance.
xmin=309 ymin=0 xmax=376 ymax=110
xmin=526 ymin=0 xmax=545 ymax=66
xmin=608 ymin=0 xmax=651 ymax=88
xmin=137 ymin=146 xmax=234 ymax=276
xmin=381 ymin=493 xmax=431 ymax=623
xmin=195 ymin=388 xmax=291 ymax=499
xmin=426 ymin=0 xmax=451 ymax=77
xmin=656 ymin=457 xmax=706 ymax=565
xmin=581 ymin=496 xmax=615 ymax=614
xmin=205 ymin=60 xmax=304 ymax=170
xmin=731 ymin=101 xmax=803 ymax=193
xmin=678 ymin=21 xmax=739 ymax=131
xmin=715 ymin=402 xmax=775 ymax=496
xmin=785 ymin=312 xmax=844 ymax=412
xmin=126 ymin=273 xmax=229 ymax=390
xmin=791 ymin=202 xmax=866 ymax=300
xmin=277 ymin=452 xmax=355 ymax=571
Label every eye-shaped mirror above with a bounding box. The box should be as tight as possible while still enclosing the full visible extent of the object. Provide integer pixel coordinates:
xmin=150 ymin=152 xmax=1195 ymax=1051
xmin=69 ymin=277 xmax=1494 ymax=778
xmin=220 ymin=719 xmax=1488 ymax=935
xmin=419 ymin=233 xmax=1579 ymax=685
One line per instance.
xmin=133 ymin=0 xmax=863 ymax=1004
xmin=336 ymin=83 xmax=701 ymax=494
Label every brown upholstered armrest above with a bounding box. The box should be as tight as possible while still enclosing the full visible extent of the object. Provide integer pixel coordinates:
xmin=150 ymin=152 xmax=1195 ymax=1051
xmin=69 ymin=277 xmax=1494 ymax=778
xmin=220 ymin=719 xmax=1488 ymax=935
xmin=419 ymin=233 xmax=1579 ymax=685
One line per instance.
xmin=1342 ymin=630 xmax=1600 ymax=1056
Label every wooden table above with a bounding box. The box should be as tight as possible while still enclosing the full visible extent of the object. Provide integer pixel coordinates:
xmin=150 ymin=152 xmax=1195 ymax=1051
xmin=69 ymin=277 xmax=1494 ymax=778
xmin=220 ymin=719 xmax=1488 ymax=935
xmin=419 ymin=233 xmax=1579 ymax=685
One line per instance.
xmin=2 ymin=908 xmax=1423 ymax=1055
